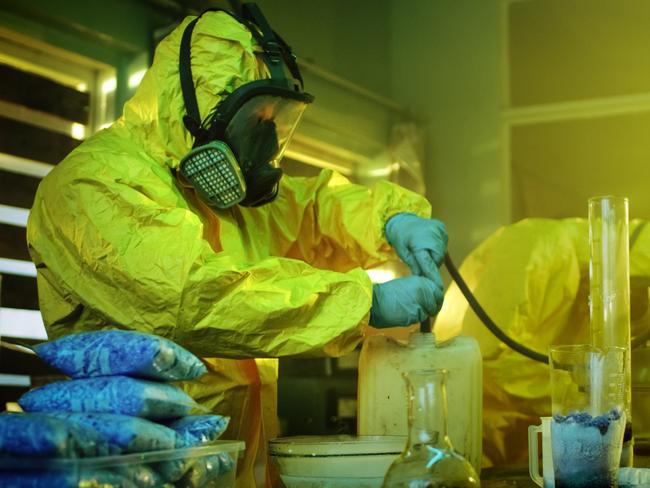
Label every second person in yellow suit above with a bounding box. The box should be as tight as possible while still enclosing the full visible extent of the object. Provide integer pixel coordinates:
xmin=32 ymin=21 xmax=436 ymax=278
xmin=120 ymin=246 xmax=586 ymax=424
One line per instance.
xmin=435 ymin=217 xmax=650 ymax=468
xmin=27 ymin=5 xmax=448 ymax=487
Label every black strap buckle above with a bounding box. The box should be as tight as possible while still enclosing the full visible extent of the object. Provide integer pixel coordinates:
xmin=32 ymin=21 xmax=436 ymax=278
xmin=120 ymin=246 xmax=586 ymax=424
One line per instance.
xmin=183 ymin=115 xmax=210 ymax=146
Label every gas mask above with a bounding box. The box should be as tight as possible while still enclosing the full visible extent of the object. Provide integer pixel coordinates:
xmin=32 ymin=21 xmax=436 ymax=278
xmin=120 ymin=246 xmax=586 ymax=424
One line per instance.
xmin=177 ymin=3 xmax=314 ymax=209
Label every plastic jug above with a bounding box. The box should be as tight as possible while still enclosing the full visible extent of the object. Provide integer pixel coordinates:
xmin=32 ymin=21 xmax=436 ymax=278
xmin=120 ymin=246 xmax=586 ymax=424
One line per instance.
xmin=357 ymin=331 xmax=483 ymax=474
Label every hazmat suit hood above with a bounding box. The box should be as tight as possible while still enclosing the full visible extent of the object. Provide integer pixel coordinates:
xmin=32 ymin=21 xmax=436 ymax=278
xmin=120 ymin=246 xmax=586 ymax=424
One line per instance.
xmin=119 ymin=11 xmax=268 ymax=170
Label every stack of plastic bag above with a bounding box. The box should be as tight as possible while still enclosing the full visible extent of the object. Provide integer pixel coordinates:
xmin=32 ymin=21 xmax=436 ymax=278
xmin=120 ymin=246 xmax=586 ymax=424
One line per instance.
xmin=0 ymin=330 xmax=232 ymax=488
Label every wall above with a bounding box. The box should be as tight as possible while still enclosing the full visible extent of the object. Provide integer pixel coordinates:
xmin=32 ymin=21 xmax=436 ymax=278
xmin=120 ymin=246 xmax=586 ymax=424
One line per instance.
xmin=255 ymin=0 xmax=392 ymax=99
xmin=506 ymin=0 xmax=650 ymax=222
xmin=389 ymin=0 xmax=504 ymax=261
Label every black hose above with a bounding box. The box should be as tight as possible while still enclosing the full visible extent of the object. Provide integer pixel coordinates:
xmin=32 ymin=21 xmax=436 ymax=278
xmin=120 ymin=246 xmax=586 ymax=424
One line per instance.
xmin=420 ymin=317 xmax=432 ymax=333
xmin=443 ymin=253 xmax=549 ymax=364
xmin=632 ymin=329 xmax=650 ymax=349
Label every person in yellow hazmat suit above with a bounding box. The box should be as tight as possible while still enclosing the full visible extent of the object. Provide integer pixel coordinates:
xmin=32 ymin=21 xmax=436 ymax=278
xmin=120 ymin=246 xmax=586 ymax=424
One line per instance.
xmin=26 ymin=5 xmax=448 ymax=487
xmin=434 ymin=217 xmax=650 ymax=468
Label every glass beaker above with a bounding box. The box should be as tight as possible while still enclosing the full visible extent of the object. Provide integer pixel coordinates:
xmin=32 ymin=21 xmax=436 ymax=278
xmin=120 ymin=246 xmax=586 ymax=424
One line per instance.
xmin=382 ymin=369 xmax=480 ymax=488
xmin=549 ymin=345 xmax=626 ymax=488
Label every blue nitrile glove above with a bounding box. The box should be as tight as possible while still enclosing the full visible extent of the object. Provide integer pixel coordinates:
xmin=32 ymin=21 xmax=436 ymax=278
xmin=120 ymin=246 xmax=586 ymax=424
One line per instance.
xmin=369 ymin=275 xmax=443 ymax=328
xmin=385 ymin=213 xmax=448 ymax=286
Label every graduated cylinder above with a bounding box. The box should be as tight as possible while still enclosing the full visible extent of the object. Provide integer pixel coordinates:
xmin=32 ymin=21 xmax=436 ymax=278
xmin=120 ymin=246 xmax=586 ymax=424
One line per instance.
xmin=589 ymin=195 xmax=633 ymax=465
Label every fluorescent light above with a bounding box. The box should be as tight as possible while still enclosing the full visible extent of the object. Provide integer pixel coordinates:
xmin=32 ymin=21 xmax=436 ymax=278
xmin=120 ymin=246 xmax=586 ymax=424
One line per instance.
xmin=102 ymin=77 xmax=116 ymax=94
xmin=128 ymin=69 xmax=146 ymax=89
xmin=0 ymin=258 xmax=37 ymax=277
xmin=0 ymin=204 xmax=29 ymax=227
xmin=283 ymin=148 xmax=353 ymax=175
xmin=0 ymin=308 xmax=47 ymax=340
xmin=0 ymin=99 xmax=80 ymax=139
xmin=0 ymin=374 xmax=31 ymax=387
xmin=0 ymin=152 xmax=53 ymax=178
xmin=366 ymin=269 xmax=396 ymax=283
xmin=70 ymin=122 xmax=86 ymax=140
xmin=367 ymin=167 xmax=392 ymax=177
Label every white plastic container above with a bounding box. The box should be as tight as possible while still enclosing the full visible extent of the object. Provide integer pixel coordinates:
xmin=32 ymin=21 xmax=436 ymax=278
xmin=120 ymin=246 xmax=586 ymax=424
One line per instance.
xmin=357 ymin=331 xmax=483 ymax=474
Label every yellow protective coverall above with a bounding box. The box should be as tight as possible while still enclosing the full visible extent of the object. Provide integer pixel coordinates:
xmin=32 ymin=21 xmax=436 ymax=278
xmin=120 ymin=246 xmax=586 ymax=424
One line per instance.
xmin=26 ymin=12 xmax=430 ymax=487
xmin=434 ymin=218 xmax=650 ymax=467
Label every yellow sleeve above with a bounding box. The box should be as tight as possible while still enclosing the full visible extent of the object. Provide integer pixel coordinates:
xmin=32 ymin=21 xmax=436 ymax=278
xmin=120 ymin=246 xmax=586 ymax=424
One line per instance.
xmin=27 ymin=149 xmax=370 ymax=359
xmin=277 ymin=169 xmax=432 ymax=271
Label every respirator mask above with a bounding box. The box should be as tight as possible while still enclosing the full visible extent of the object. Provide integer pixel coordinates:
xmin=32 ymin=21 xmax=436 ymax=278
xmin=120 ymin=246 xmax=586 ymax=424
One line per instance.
xmin=178 ymin=3 xmax=314 ymax=209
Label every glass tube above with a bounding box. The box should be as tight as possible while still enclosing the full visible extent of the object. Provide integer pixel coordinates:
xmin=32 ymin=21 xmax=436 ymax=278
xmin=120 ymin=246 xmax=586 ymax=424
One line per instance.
xmin=588 ymin=195 xmax=632 ymax=465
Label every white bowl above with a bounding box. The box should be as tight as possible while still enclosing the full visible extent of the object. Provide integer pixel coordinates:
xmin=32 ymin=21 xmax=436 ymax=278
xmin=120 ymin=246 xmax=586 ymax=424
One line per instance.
xmin=269 ymin=435 xmax=406 ymax=488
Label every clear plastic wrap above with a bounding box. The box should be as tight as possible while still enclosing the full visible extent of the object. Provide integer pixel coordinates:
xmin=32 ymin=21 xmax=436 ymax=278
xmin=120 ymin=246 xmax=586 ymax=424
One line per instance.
xmin=49 ymin=413 xmax=178 ymax=454
xmin=34 ymin=330 xmax=206 ymax=381
xmin=0 ymin=413 xmax=115 ymax=458
xmin=19 ymin=376 xmax=200 ymax=419
xmin=165 ymin=415 xmax=230 ymax=447
xmin=156 ymin=414 xmax=231 ymax=482
xmin=179 ymin=451 xmax=235 ymax=487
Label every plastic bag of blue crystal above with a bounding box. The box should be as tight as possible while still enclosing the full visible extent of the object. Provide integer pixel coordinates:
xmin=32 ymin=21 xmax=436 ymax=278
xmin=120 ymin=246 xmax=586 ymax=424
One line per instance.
xmin=19 ymin=376 xmax=200 ymax=419
xmin=0 ymin=460 xmax=169 ymax=488
xmin=155 ymin=415 xmax=231 ymax=482
xmin=0 ymin=413 xmax=115 ymax=457
xmin=153 ymin=415 xmax=229 ymax=481
xmin=165 ymin=415 xmax=230 ymax=446
xmin=179 ymin=451 xmax=235 ymax=487
xmin=48 ymin=413 xmax=179 ymax=453
xmin=156 ymin=450 xmax=234 ymax=484
xmin=115 ymin=464 xmax=169 ymax=488
xmin=34 ymin=330 xmax=206 ymax=381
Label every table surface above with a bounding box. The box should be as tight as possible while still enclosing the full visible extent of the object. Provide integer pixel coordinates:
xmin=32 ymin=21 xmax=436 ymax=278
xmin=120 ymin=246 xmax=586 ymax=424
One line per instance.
xmin=481 ymin=466 xmax=537 ymax=488
xmin=481 ymin=447 xmax=650 ymax=487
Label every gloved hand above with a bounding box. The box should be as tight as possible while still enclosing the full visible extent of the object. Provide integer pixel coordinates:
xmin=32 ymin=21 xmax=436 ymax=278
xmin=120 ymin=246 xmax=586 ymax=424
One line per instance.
xmin=384 ymin=213 xmax=448 ymax=286
xmin=369 ymin=275 xmax=443 ymax=328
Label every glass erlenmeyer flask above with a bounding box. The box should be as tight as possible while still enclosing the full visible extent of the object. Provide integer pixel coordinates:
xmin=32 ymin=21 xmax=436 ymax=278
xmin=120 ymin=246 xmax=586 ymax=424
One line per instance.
xmin=382 ymin=369 xmax=480 ymax=488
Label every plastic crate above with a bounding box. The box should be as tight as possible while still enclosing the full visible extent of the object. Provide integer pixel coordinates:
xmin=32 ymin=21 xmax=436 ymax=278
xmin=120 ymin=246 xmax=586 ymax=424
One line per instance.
xmin=0 ymin=440 xmax=244 ymax=487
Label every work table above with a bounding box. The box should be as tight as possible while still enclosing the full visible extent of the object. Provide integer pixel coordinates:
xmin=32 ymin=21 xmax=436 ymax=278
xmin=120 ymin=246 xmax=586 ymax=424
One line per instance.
xmin=481 ymin=466 xmax=537 ymax=487
xmin=481 ymin=446 xmax=649 ymax=487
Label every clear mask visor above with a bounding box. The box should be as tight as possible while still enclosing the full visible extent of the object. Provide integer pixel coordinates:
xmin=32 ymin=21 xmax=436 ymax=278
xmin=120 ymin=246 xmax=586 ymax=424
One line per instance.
xmin=223 ymin=94 xmax=308 ymax=172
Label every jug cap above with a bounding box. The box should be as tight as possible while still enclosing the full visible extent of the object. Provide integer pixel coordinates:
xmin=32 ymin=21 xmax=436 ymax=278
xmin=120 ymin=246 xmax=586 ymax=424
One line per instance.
xmin=409 ymin=331 xmax=438 ymax=349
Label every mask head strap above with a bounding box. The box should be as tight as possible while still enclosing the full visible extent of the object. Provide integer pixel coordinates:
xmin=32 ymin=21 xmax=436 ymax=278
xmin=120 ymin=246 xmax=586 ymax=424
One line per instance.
xmin=239 ymin=3 xmax=303 ymax=91
xmin=179 ymin=11 xmax=218 ymax=146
